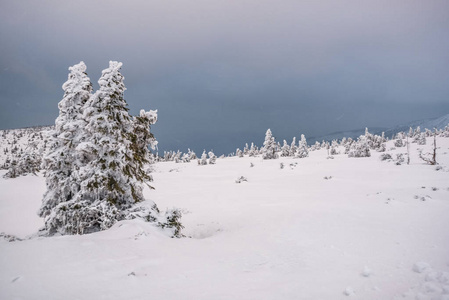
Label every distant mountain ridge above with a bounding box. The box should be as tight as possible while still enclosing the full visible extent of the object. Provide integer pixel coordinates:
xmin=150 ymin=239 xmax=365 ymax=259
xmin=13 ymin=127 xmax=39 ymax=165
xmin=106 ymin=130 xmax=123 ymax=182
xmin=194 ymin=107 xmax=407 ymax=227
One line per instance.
xmin=311 ymin=113 xmax=449 ymax=143
xmin=382 ymin=113 xmax=449 ymax=139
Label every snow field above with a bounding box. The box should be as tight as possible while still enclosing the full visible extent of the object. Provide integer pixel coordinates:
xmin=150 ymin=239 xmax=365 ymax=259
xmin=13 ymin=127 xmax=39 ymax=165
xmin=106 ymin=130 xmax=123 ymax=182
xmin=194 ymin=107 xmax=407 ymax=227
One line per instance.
xmin=1 ymin=137 xmax=449 ymax=299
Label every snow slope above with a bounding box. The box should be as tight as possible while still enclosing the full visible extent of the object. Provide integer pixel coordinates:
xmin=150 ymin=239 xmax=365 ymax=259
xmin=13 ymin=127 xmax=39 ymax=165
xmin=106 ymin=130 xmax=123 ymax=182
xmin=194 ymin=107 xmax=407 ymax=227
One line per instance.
xmin=1 ymin=137 xmax=449 ymax=300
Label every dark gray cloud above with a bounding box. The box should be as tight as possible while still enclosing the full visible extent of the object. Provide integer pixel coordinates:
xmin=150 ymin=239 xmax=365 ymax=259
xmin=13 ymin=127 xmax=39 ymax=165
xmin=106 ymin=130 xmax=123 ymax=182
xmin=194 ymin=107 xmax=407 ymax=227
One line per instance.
xmin=1 ymin=0 xmax=449 ymax=154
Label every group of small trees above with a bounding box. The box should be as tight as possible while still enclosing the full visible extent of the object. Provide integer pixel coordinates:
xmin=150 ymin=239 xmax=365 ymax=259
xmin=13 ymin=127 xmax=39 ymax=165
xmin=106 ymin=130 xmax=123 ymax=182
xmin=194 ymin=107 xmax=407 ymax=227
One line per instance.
xmin=1 ymin=127 xmax=48 ymax=178
xmin=38 ymin=61 xmax=182 ymax=236
xmin=261 ymin=129 xmax=309 ymax=160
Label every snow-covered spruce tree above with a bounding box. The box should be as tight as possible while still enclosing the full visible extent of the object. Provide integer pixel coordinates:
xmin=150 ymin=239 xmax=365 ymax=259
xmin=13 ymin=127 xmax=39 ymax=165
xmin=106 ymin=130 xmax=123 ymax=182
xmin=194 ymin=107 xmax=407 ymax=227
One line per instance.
xmin=289 ymin=137 xmax=297 ymax=156
xmin=208 ymin=151 xmax=217 ymax=164
xmin=330 ymin=140 xmax=339 ymax=155
xmin=248 ymin=142 xmax=257 ymax=157
xmin=416 ymin=132 xmax=426 ymax=145
xmin=394 ymin=132 xmax=405 ymax=147
xmin=42 ymin=61 xmax=182 ymax=236
xmin=70 ymin=61 xmax=156 ymax=234
xmin=442 ymin=125 xmax=449 ymax=137
xmin=413 ymin=126 xmax=421 ymax=140
xmin=281 ymin=140 xmax=290 ymax=157
xmin=243 ymin=143 xmax=249 ymax=155
xmin=236 ymin=148 xmax=243 ymax=158
xmin=174 ymin=150 xmax=182 ymax=163
xmin=348 ymin=135 xmax=371 ymax=158
xmin=262 ymin=129 xmax=278 ymax=159
xmin=39 ymin=61 xmax=92 ymax=220
xmin=187 ymin=148 xmax=197 ymax=161
xmin=296 ymin=134 xmax=309 ymax=158
xmin=344 ymin=138 xmax=353 ymax=154
xmin=199 ymin=150 xmax=208 ymax=165
xmin=408 ymin=127 xmax=414 ymax=138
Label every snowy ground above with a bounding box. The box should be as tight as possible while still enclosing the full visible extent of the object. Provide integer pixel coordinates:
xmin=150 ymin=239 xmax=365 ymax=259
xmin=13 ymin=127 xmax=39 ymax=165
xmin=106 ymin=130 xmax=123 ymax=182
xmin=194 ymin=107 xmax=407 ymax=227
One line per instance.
xmin=1 ymin=138 xmax=449 ymax=300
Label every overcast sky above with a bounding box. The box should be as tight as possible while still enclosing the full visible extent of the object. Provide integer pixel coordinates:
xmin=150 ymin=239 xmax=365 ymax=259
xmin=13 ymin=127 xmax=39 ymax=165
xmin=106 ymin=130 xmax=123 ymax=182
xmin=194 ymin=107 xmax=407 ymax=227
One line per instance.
xmin=1 ymin=0 xmax=448 ymax=154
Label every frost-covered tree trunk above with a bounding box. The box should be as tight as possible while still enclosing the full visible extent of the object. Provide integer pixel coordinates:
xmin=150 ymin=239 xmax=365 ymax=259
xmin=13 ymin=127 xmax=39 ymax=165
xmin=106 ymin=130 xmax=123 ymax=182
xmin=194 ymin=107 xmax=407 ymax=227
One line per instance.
xmin=39 ymin=62 xmax=92 ymax=220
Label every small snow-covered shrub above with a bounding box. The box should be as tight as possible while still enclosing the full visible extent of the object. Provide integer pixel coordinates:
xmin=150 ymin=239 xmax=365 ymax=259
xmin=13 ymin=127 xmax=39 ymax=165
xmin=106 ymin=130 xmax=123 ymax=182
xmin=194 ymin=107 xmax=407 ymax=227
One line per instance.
xmin=395 ymin=154 xmax=405 ymax=165
xmin=235 ymin=176 xmax=248 ymax=183
xmin=157 ymin=208 xmax=184 ymax=238
xmin=376 ymin=143 xmax=386 ymax=152
xmin=380 ymin=153 xmax=392 ymax=161
xmin=0 ymin=232 xmax=22 ymax=242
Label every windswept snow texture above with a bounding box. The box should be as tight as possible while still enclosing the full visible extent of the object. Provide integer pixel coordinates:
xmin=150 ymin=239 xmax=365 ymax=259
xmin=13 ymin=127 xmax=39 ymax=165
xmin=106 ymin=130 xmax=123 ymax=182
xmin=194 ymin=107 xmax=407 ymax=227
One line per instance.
xmin=1 ymin=137 xmax=449 ymax=299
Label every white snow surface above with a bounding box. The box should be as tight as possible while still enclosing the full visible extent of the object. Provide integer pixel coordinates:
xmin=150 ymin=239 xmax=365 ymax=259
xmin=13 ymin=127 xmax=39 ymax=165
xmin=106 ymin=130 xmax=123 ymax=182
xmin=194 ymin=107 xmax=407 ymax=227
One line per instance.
xmin=1 ymin=137 xmax=449 ymax=300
